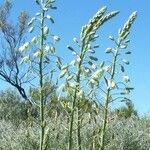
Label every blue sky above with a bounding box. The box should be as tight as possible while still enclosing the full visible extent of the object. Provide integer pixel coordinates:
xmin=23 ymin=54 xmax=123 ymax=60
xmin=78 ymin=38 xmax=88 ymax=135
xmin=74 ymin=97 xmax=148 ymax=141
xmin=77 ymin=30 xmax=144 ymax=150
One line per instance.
xmin=0 ymin=0 xmax=150 ymax=115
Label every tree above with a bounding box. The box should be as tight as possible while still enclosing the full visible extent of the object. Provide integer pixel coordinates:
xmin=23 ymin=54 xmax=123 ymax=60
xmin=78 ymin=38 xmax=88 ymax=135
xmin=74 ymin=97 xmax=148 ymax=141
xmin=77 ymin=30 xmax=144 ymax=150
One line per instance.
xmin=0 ymin=89 xmax=28 ymax=126
xmin=30 ymin=79 xmax=57 ymax=105
xmin=0 ymin=0 xmax=31 ymax=103
xmin=115 ymin=100 xmax=138 ymax=119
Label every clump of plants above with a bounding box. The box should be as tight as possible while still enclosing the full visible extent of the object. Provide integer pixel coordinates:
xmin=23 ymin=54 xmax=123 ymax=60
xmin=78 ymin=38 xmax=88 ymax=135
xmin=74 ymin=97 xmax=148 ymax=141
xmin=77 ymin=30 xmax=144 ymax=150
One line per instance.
xmin=0 ymin=0 xmax=140 ymax=150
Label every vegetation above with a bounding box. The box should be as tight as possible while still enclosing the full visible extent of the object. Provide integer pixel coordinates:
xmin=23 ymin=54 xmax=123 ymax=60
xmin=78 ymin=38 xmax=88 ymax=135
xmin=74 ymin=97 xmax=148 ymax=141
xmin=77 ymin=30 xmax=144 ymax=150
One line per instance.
xmin=0 ymin=90 xmax=150 ymax=150
xmin=0 ymin=0 xmax=149 ymax=150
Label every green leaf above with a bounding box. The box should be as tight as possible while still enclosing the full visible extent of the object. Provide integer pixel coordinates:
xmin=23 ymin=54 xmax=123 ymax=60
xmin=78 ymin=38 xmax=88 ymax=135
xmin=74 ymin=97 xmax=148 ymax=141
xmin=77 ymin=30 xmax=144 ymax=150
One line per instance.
xmin=44 ymin=56 xmax=50 ymax=62
xmin=125 ymin=51 xmax=131 ymax=54
xmin=88 ymin=61 xmax=93 ymax=66
xmin=125 ymin=39 xmax=130 ymax=43
xmin=109 ymin=35 xmax=114 ymax=41
xmin=121 ymin=65 xmax=125 ymax=72
xmin=93 ymin=45 xmax=99 ymax=48
xmin=100 ymin=61 xmax=105 ymax=68
xmin=46 ymin=0 xmax=55 ymax=3
xmin=61 ymin=64 xmax=69 ymax=70
xmin=89 ymin=56 xmax=98 ymax=61
xmin=120 ymin=44 xmax=127 ymax=49
xmin=125 ymin=87 xmax=134 ymax=91
xmin=50 ymin=6 xmax=57 ymax=9
xmin=35 ymin=0 xmax=40 ymax=5
xmin=67 ymin=45 xmax=76 ymax=52
xmin=59 ymin=70 xmax=67 ymax=78
xmin=104 ymin=76 xmax=108 ymax=86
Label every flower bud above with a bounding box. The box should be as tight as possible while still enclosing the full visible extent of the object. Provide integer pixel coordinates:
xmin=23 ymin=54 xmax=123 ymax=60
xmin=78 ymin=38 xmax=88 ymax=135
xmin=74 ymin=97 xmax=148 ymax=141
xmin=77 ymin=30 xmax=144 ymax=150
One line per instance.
xmin=123 ymin=59 xmax=129 ymax=65
xmin=29 ymin=27 xmax=34 ymax=33
xmin=77 ymin=90 xmax=84 ymax=98
xmin=46 ymin=15 xmax=51 ymax=19
xmin=21 ymin=56 xmax=30 ymax=63
xmin=73 ymin=37 xmax=78 ymax=43
xmin=123 ymin=76 xmax=130 ymax=83
xmin=53 ymin=35 xmax=60 ymax=42
xmin=91 ymin=64 xmax=96 ymax=70
xmin=33 ymin=51 xmax=41 ymax=58
xmin=109 ymin=36 xmax=114 ymax=41
xmin=31 ymin=37 xmax=38 ymax=45
xmin=108 ymin=79 xmax=116 ymax=89
xmin=44 ymin=26 xmax=49 ymax=35
xmin=19 ymin=42 xmax=30 ymax=52
xmin=105 ymin=48 xmax=112 ymax=53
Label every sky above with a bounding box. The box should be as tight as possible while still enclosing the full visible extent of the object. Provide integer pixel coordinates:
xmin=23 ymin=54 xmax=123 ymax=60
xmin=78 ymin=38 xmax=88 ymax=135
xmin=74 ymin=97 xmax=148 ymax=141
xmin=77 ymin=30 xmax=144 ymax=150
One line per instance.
xmin=0 ymin=0 xmax=150 ymax=115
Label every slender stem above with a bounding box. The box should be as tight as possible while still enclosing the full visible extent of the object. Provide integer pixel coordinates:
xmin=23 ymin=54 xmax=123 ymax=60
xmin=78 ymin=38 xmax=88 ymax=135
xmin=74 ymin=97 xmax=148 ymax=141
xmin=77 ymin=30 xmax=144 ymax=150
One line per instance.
xmin=68 ymin=62 xmax=82 ymax=150
xmin=100 ymin=43 xmax=120 ymax=150
xmin=39 ymin=9 xmax=45 ymax=150
xmin=99 ymin=89 xmax=110 ymax=150
xmin=68 ymin=44 xmax=85 ymax=150
xmin=77 ymin=100 xmax=82 ymax=150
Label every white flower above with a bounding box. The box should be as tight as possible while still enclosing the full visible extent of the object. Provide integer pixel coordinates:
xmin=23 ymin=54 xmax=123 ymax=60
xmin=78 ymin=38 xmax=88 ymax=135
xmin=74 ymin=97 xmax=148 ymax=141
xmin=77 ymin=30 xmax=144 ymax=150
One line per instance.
xmin=20 ymin=55 xmax=30 ymax=64
xmin=72 ymin=52 xmax=77 ymax=56
xmin=87 ymin=44 xmax=91 ymax=49
xmin=73 ymin=37 xmax=78 ymax=43
xmin=29 ymin=27 xmax=34 ymax=33
xmin=76 ymin=57 xmax=81 ymax=62
xmin=28 ymin=17 xmax=36 ymax=26
xmin=36 ymin=12 xmax=41 ymax=16
xmin=85 ymin=68 xmax=90 ymax=73
xmin=105 ymin=48 xmax=112 ymax=53
xmin=92 ymin=70 xmax=103 ymax=79
xmin=33 ymin=51 xmax=40 ymax=58
xmin=89 ymin=79 xmax=98 ymax=88
xmin=43 ymin=7 xmax=48 ymax=11
xmin=123 ymin=59 xmax=129 ymax=65
xmin=91 ymin=64 xmax=96 ymax=70
xmin=90 ymin=79 xmax=96 ymax=84
xmin=53 ymin=35 xmax=60 ymax=42
xmin=50 ymin=47 xmax=55 ymax=53
xmin=19 ymin=42 xmax=30 ymax=52
xmin=44 ymin=26 xmax=49 ymax=35
xmin=109 ymin=36 xmax=114 ymax=41
xmin=45 ymin=45 xmax=51 ymax=52
xmin=108 ymin=79 xmax=116 ymax=89
xmin=103 ymin=65 xmax=111 ymax=72
xmin=123 ymin=76 xmax=130 ymax=83
xmin=45 ymin=45 xmax=55 ymax=53
xmin=46 ymin=15 xmax=51 ymax=19
xmin=77 ymin=90 xmax=84 ymax=98
xmin=69 ymin=82 xmax=75 ymax=88
xmin=70 ymin=60 xmax=76 ymax=66
xmin=124 ymin=89 xmax=130 ymax=94
xmin=19 ymin=46 xmax=25 ymax=52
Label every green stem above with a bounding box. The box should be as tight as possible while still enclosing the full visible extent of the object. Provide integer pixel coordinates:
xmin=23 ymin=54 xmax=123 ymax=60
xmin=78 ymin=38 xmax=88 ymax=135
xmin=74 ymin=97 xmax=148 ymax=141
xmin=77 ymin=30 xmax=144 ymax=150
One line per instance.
xmin=77 ymin=100 xmax=82 ymax=150
xmin=68 ymin=63 xmax=81 ymax=150
xmin=68 ymin=44 xmax=85 ymax=150
xmin=39 ymin=9 xmax=45 ymax=150
xmin=100 ymin=44 xmax=120 ymax=150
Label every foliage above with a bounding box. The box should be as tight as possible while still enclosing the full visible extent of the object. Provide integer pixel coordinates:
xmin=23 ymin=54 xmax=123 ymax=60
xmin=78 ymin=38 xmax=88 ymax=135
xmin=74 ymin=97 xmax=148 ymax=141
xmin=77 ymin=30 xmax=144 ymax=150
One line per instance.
xmin=0 ymin=0 xmax=30 ymax=102
xmin=0 ymin=90 xmax=28 ymax=126
xmin=0 ymin=111 xmax=150 ymax=150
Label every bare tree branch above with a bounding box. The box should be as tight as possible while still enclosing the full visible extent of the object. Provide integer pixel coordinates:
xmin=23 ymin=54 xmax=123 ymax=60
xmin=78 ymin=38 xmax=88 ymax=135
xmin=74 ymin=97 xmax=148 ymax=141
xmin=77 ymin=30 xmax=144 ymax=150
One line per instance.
xmin=0 ymin=0 xmax=31 ymax=104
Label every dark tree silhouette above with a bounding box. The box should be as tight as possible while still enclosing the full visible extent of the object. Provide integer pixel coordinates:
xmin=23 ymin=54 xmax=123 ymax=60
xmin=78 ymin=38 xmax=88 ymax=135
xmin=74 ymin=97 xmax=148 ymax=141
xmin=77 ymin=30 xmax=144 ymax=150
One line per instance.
xmin=0 ymin=0 xmax=32 ymax=104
